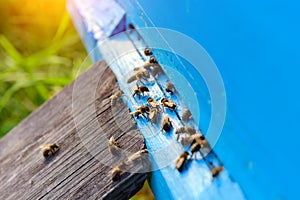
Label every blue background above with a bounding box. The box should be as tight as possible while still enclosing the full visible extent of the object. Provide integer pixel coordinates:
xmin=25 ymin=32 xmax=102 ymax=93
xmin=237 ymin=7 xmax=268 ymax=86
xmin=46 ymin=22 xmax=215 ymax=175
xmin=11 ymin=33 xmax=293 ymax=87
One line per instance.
xmin=137 ymin=0 xmax=300 ymax=199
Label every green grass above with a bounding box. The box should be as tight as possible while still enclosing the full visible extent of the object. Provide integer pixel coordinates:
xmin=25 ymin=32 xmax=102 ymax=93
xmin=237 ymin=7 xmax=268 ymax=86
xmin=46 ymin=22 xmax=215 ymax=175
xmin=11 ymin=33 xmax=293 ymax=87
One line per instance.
xmin=0 ymin=1 xmax=91 ymax=137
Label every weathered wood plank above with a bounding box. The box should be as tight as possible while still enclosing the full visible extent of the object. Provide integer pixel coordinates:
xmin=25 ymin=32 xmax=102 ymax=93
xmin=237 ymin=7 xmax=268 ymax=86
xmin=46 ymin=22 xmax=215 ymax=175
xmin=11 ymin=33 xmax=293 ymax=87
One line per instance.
xmin=0 ymin=61 xmax=147 ymax=200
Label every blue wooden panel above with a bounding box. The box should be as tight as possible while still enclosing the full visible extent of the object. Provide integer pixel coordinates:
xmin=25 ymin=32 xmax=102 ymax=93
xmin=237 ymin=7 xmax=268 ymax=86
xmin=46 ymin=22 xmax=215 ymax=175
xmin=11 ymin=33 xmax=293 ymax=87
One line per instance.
xmin=131 ymin=0 xmax=300 ymax=199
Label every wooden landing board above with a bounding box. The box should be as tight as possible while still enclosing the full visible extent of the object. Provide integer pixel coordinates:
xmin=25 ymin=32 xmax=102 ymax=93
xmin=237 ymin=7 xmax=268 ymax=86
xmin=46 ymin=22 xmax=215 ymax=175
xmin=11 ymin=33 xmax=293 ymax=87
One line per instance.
xmin=0 ymin=61 xmax=147 ymax=200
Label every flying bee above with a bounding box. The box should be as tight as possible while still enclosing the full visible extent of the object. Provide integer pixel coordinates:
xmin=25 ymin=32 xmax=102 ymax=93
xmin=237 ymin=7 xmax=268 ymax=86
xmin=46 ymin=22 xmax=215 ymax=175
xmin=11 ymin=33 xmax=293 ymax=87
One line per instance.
xmin=161 ymin=115 xmax=173 ymax=132
xmin=110 ymin=162 xmax=128 ymax=181
xmin=182 ymin=109 xmax=192 ymax=123
xmin=176 ymin=151 xmax=189 ymax=172
xmin=181 ymin=133 xmax=203 ymax=146
xmin=190 ymin=142 xmax=203 ymax=159
xmin=165 ymin=82 xmax=177 ymax=94
xmin=209 ymin=162 xmax=224 ymax=178
xmin=144 ymin=47 xmax=153 ymax=56
xmin=161 ymin=98 xmax=176 ymax=111
xmin=132 ymin=85 xmax=149 ymax=99
xmin=110 ymin=90 xmax=123 ymax=106
xmin=42 ymin=143 xmax=59 ymax=159
xmin=108 ymin=136 xmax=121 ymax=156
xmin=149 ymin=107 xmax=159 ymax=124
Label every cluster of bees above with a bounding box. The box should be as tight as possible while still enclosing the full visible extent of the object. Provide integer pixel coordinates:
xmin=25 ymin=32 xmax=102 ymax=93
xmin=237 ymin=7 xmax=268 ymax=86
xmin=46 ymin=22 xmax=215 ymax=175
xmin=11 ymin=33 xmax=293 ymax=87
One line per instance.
xmin=109 ymin=47 xmax=223 ymax=181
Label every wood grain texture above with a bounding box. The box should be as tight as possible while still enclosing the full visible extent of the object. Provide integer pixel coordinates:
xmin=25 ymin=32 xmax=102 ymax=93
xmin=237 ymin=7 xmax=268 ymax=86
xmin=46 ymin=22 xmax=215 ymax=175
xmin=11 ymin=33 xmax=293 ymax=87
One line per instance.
xmin=0 ymin=61 xmax=148 ymax=200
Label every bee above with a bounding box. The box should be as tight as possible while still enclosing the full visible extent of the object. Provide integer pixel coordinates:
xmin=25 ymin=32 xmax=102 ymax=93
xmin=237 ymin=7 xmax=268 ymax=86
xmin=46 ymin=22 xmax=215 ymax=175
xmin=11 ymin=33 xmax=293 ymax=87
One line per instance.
xmin=149 ymin=107 xmax=159 ymax=124
xmin=161 ymin=98 xmax=176 ymax=111
xmin=185 ymin=126 xmax=196 ymax=135
xmin=176 ymin=151 xmax=189 ymax=172
xmin=110 ymin=90 xmax=123 ymax=106
xmin=165 ymin=82 xmax=177 ymax=94
xmin=151 ymin=64 xmax=164 ymax=78
xmin=181 ymin=133 xmax=203 ymax=146
xmin=147 ymin=97 xmax=161 ymax=110
xmin=190 ymin=142 xmax=203 ymax=158
xmin=130 ymin=106 xmax=149 ymax=119
xmin=175 ymin=126 xmax=197 ymax=141
xmin=126 ymin=149 xmax=150 ymax=166
xmin=127 ymin=68 xmax=150 ymax=84
xmin=42 ymin=143 xmax=59 ymax=159
xmin=108 ymin=136 xmax=121 ymax=156
xmin=209 ymin=162 xmax=224 ymax=178
xmin=134 ymin=105 xmax=150 ymax=113
xmin=182 ymin=109 xmax=192 ymax=123
xmin=110 ymin=162 xmax=128 ymax=181
xmin=132 ymin=85 xmax=149 ymax=98
xmin=144 ymin=47 xmax=153 ymax=56
xmin=175 ymin=126 xmax=186 ymax=141
xmin=149 ymin=56 xmax=158 ymax=64
xmin=161 ymin=115 xmax=173 ymax=132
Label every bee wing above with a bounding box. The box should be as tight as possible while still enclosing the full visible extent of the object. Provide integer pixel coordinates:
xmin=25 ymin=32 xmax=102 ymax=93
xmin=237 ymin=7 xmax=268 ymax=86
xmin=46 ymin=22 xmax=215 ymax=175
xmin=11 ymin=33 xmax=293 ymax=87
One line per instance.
xmin=127 ymin=75 xmax=137 ymax=83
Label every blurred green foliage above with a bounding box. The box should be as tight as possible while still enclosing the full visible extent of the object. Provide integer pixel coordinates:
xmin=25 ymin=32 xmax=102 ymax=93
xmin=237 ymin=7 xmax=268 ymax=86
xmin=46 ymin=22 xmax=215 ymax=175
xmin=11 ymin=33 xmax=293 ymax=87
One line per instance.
xmin=0 ymin=0 xmax=91 ymax=136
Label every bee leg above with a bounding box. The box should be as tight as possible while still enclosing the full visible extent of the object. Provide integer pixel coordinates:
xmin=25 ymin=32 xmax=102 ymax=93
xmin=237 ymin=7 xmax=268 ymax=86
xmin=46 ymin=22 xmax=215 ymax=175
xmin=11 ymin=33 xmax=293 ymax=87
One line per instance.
xmin=176 ymin=133 xmax=180 ymax=141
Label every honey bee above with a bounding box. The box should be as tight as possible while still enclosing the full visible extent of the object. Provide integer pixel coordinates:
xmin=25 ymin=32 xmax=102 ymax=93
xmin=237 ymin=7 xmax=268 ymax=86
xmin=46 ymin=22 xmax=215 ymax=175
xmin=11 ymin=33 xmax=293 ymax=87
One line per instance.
xmin=125 ymin=149 xmax=150 ymax=165
xmin=176 ymin=151 xmax=189 ymax=172
xmin=144 ymin=47 xmax=153 ymax=56
xmin=108 ymin=136 xmax=121 ymax=156
xmin=147 ymin=97 xmax=161 ymax=110
xmin=149 ymin=107 xmax=159 ymax=124
xmin=175 ymin=126 xmax=186 ymax=141
xmin=42 ymin=143 xmax=59 ymax=159
xmin=151 ymin=64 xmax=164 ymax=78
xmin=165 ymin=82 xmax=177 ymax=94
xmin=161 ymin=98 xmax=176 ymax=111
xmin=130 ymin=106 xmax=149 ymax=119
xmin=190 ymin=142 xmax=203 ymax=158
xmin=209 ymin=162 xmax=224 ymax=178
xmin=149 ymin=56 xmax=158 ymax=64
xmin=161 ymin=115 xmax=173 ymax=132
xmin=110 ymin=90 xmax=123 ymax=106
xmin=175 ymin=126 xmax=197 ymax=141
xmin=132 ymin=85 xmax=149 ymax=98
xmin=182 ymin=109 xmax=192 ymax=123
xmin=110 ymin=162 xmax=128 ymax=181
xmin=127 ymin=68 xmax=150 ymax=84
xmin=180 ymin=133 xmax=203 ymax=146
xmin=185 ymin=126 xmax=196 ymax=135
